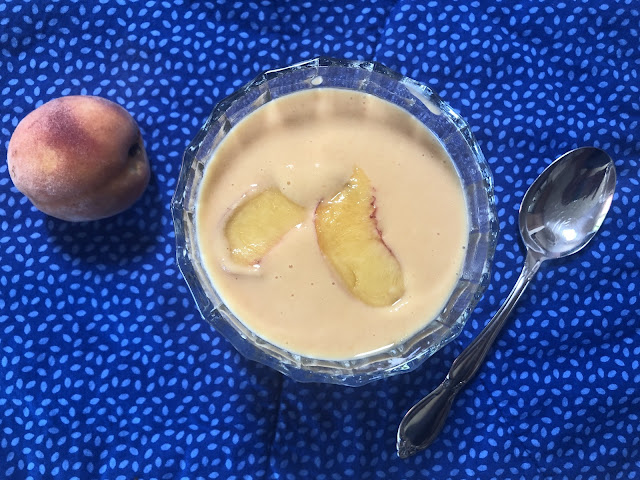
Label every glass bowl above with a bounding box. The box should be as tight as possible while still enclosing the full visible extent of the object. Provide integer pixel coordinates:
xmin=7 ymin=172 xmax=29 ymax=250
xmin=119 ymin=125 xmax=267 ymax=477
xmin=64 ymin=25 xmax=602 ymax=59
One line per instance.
xmin=171 ymin=57 xmax=498 ymax=386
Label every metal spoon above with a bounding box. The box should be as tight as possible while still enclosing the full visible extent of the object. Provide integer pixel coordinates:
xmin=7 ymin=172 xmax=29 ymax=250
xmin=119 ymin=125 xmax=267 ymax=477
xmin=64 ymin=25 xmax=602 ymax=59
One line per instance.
xmin=397 ymin=147 xmax=617 ymax=459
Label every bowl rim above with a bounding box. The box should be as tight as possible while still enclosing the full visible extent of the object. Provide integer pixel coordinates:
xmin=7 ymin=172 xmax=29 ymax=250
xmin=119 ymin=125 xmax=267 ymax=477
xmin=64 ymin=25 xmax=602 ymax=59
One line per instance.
xmin=171 ymin=56 xmax=499 ymax=386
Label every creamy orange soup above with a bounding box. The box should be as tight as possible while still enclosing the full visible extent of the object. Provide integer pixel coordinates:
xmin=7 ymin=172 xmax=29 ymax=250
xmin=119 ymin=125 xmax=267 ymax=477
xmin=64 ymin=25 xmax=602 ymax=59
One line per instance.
xmin=196 ymin=88 xmax=468 ymax=360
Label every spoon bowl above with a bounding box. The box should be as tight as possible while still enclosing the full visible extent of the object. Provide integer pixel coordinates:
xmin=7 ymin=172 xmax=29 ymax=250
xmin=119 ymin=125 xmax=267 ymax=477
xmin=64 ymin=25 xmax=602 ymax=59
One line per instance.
xmin=521 ymin=147 xmax=616 ymax=258
xmin=396 ymin=146 xmax=616 ymax=458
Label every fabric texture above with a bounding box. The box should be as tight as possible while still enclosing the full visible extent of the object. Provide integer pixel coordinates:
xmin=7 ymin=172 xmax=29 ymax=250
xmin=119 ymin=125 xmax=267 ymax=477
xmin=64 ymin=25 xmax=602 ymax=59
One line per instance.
xmin=1 ymin=1 xmax=639 ymax=479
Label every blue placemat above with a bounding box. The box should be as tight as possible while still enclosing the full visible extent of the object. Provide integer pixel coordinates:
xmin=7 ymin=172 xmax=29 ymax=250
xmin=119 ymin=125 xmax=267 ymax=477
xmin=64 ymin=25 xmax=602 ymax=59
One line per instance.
xmin=1 ymin=1 xmax=639 ymax=479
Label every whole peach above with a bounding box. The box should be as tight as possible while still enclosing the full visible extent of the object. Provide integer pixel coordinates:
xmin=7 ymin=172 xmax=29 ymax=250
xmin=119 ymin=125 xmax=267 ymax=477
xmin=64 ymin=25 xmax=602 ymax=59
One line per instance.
xmin=7 ymin=95 xmax=150 ymax=221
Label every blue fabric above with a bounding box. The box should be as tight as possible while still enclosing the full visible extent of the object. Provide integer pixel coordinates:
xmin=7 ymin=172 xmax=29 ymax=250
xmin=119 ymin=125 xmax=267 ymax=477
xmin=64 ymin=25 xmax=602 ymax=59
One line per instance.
xmin=1 ymin=1 xmax=639 ymax=478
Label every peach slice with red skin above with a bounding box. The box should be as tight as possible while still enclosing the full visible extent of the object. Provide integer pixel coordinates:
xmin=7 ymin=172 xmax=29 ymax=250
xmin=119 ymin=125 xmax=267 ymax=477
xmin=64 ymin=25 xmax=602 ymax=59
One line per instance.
xmin=315 ymin=167 xmax=405 ymax=307
xmin=224 ymin=188 xmax=306 ymax=266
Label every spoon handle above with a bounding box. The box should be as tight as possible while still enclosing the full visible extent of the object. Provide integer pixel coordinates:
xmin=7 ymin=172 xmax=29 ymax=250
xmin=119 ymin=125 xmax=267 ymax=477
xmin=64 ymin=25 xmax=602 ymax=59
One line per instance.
xmin=397 ymin=251 xmax=543 ymax=459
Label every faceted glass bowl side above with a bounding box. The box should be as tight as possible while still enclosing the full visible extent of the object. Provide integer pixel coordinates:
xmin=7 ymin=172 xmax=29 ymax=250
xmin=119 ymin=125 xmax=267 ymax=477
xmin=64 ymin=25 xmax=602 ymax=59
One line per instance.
xmin=171 ymin=57 xmax=499 ymax=386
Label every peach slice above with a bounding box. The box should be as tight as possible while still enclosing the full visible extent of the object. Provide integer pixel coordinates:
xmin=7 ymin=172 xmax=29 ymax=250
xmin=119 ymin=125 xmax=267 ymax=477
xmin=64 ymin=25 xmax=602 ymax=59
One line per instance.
xmin=315 ymin=167 xmax=405 ymax=307
xmin=224 ymin=188 xmax=306 ymax=266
